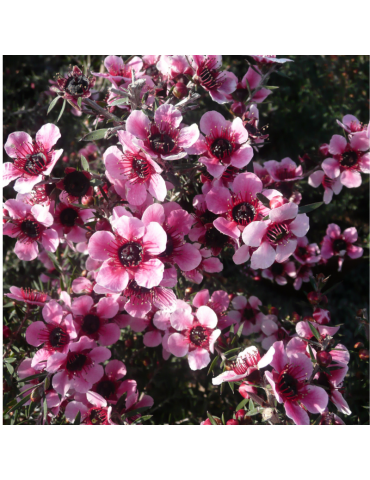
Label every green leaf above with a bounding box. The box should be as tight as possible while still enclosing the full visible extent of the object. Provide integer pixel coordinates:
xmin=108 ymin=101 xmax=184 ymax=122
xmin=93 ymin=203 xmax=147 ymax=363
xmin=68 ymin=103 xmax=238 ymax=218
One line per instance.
xmin=221 ymin=412 xmax=225 ymax=425
xmin=43 ymin=397 xmax=48 ymax=423
xmin=46 ymin=252 xmax=62 ymax=274
xmin=298 ymin=202 xmax=323 ymax=214
xmin=256 ymin=193 xmax=271 ymax=208
xmin=249 ymin=398 xmax=254 ymax=410
xmin=131 ymin=415 xmax=153 ymax=425
xmin=6 ymin=393 xmax=31 ymax=415
xmin=80 ymin=129 xmax=108 ymax=142
xmin=17 ymin=373 xmax=47 ymax=384
xmin=124 ymin=406 xmax=150 ymax=418
xmin=245 ymin=408 xmax=260 ymax=416
xmin=207 ymin=355 xmax=219 ymax=375
xmin=56 ymin=99 xmax=66 ymax=123
xmin=74 ymin=411 xmax=81 ymax=425
xmin=224 ymin=347 xmax=241 ymax=357
xmin=206 ymin=411 xmax=218 ymax=425
xmin=47 ymin=96 xmax=61 ymax=115
xmin=308 ymin=345 xmax=316 ymax=362
xmin=308 ymin=321 xmax=321 ymax=342
xmin=264 ymin=85 xmax=279 ymax=90
xmin=6 ymin=363 xmax=14 ymax=375
xmin=235 ymin=397 xmax=249 ymax=411
xmin=228 ymin=382 xmax=235 ymax=393
xmin=110 ymin=97 xmax=129 ymax=107
xmin=77 ymin=97 xmax=82 ymax=109
xmin=81 ymin=155 xmax=89 ymax=172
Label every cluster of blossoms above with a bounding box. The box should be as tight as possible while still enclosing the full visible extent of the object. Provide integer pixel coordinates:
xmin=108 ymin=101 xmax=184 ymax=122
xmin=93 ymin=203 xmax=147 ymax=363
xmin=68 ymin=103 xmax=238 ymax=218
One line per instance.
xmin=3 ymin=55 xmax=367 ymax=425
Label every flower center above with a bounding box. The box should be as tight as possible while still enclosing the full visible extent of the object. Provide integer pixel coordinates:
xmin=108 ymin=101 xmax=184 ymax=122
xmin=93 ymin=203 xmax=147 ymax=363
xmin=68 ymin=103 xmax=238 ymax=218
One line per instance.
xmin=189 ymin=326 xmax=208 ymax=347
xmin=126 ymin=279 xmax=150 ymax=295
xmin=149 ymin=133 xmax=175 ymax=155
xmin=211 ymin=138 xmax=233 ymax=160
xmin=132 ymin=156 xmax=150 ymax=179
xmin=243 ymin=307 xmax=255 ymax=322
xmin=24 ymin=152 xmax=47 ymax=175
xmin=65 ymin=74 xmax=89 ymax=96
xmin=21 ymin=220 xmax=40 ymax=238
xmin=96 ymin=380 xmax=116 ymax=399
xmin=333 ymin=238 xmax=347 ymax=253
xmin=66 ymin=353 xmax=87 ymax=372
xmin=59 ymin=207 xmax=79 ymax=227
xmin=49 ymin=326 xmax=69 ymax=348
xmin=270 ymin=262 xmax=284 ymax=276
xmin=277 ymin=369 xmax=299 ymax=400
xmin=63 ymin=171 xmax=91 ymax=197
xmin=88 ymin=408 xmax=108 ymax=425
xmin=81 ymin=314 xmax=100 ymax=335
xmin=266 ymin=223 xmax=289 ymax=246
xmin=341 ymin=151 xmax=358 ymax=168
xmin=232 ymin=202 xmax=256 ymax=225
xmin=160 ymin=235 xmax=174 ymax=258
xmin=118 ymin=242 xmax=143 ymax=267
xmin=199 ymin=65 xmax=219 ymax=90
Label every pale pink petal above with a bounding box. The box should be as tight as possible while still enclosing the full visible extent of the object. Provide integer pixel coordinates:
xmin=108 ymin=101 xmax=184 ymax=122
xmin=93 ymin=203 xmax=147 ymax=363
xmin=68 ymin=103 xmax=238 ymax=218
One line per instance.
xmin=275 ymin=239 xmax=297 ymax=263
xmin=141 ymin=203 xmax=165 ymax=225
xmin=340 ymin=169 xmax=362 ymax=188
xmin=134 ymin=259 xmax=164 ymax=288
xmin=214 ymin=217 xmax=240 ymax=239
xmin=331 ymin=390 xmax=351 ymax=415
xmin=96 ymin=260 xmax=129 ymax=292
xmin=196 ymin=305 xmax=218 ymax=329
xmin=301 ymin=386 xmax=328 ymax=414
xmin=126 ymin=182 xmax=147 ymax=206
xmin=242 ymin=221 xmax=268 ymax=247
xmin=290 ymin=214 xmax=309 ymax=237
xmin=200 ymin=111 xmax=229 ymax=136
xmin=14 ymin=240 xmax=38 ymax=261
xmin=308 ymin=170 xmax=325 ymax=188
xmin=284 ymin=401 xmax=309 ymax=425
xmin=36 ymin=123 xmax=61 ymax=151
xmin=329 ymin=135 xmax=347 ymax=155
xmin=126 ymin=110 xmax=151 ymax=140
xmin=143 ymin=222 xmax=167 ymax=256
xmin=250 ymin=241 xmax=276 ymax=269
xmin=43 ymin=300 xmax=63 ymax=324
xmin=188 ymin=348 xmax=210 ymax=370
xmin=2 ymin=162 xmax=21 ymax=186
xmin=114 ymin=216 xmax=145 ymax=241
xmin=143 ymin=330 xmax=162 ymax=347
xmin=154 ymin=104 xmax=182 ymax=128
xmin=168 ymin=333 xmax=189 ymax=357
xmin=258 ymin=341 xmax=287 ymax=372
xmin=233 ymin=245 xmax=250 ymax=265
xmin=41 ymin=229 xmax=59 ymax=252
xmin=205 ymin=186 xmax=231 ymax=214
xmin=98 ymin=323 xmax=121 ymax=346
xmin=232 ymin=172 xmax=262 ymax=196
xmin=148 ymin=174 xmax=167 ymax=202
xmin=25 ymin=322 xmax=45 ymax=347
xmin=106 ymin=359 xmax=127 ymax=380
xmin=14 ymin=175 xmax=42 ymax=194
xmin=177 ymin=124 xmax=199 ymax=148
xmin=269 ymin=202 xmax=298 ymax=223
xmin=88 ymin=231 xmax=115 ymax=261
xmin=4 ymin=131 xmax=33 ymax=158
xmin=230 ymin=144 xmax=254 ymax=169
xmin=322 ymin=158 xmax=341 ymax=179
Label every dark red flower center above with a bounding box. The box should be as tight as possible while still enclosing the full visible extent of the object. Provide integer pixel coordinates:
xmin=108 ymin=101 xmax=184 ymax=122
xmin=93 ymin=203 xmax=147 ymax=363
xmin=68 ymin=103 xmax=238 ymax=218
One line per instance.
xmin=211 ymin=138 xmax=233 ymax=160
xmin=341 ymin=151 xmax=358 ymax=168
xmin=87 ymin=407 xmax=108 ymax=425
xmin=118 ymin=242 xmax=143 ymax=267
xmin=63 ymin=171 xmax=91 ymax=197
xmin=24 ymin=152 xmax=47 ymax=175
xmin=96 ymin=380 xmax=116 ymax=399
xmin=333 ymin=238 xmax=347 ymax=253
xmin=126 ymin=279 xmax=150 ymax=295
xmin=277 ymin=369 xmax=299 ymax=400
xmin=190 ymin=326 xmax=208 ymax=347
xmin=149 ymin=132 xmax=175 ymax=155
xmin=199 ymin=63 xmax=220 ymax=90
xmin=159 ymin=235 xmax=174 ymax=258
xmin=133 ymin=156 xmax=151 ymax=179
xmin=66 ymin=353 xmax=87 ymax=372
xmin=243 ymin=307 xmax=255 ymax=322
xmin=81 ymin=314 xmax=100 ymax=335
xmin=267 ymin=223 xmax=290 ymax=246
xmin=49 ymin=326 xmax=69 ymax=348
xmin=65 ymin=74 xmax=90 ymax=96
xmin=232 ymin=202 xmax=256 ymax=225
xmin=21 ymin=220 xmax=40 ymax=238
xmin=60 ymin=207 xmax=79 ymax=227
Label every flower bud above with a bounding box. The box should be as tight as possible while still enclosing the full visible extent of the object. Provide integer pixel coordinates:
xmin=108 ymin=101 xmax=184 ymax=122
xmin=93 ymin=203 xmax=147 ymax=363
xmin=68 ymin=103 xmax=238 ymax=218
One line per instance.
xmin=235 ymin=409 xmax=246 ymax=421
xmin=359 ymin=349 xmax=369 ymax=361
xmin=316 ymin=351 xmax=332 ymax=367
xmin=3 ymin=325 xmax=11 ymax=339
xmin=226 ymin=419 xmax=239 ymax=425
xmin=82 ymin=195 xmax=94 ymax=206
xmin=354 ymin=342 xmax=364 ymax=349
xmin=173 ymin=82 xmax=188 ymax=99
xmin=319 ymin=143 xmax=330 ymax=157
xmin=30 ymin=386 xmax=43 ymax=403
xmin=125 ymin=339 xmax=133 ymax=348
xmin=291 ymin=312 xmax=300 ymax=324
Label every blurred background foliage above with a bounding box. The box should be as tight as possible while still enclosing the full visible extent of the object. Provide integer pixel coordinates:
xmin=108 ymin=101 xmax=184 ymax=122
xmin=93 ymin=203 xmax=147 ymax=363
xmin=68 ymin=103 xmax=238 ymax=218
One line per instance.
xmin=3 ymin=55 xmax=369 ymax=424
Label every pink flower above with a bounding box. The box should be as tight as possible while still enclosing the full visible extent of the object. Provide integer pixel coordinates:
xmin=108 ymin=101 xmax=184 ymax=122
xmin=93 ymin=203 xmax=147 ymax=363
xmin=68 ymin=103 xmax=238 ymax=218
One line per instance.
xmin=321 ymin=224 xmax=363 ymax=271
xmin=26 ymin=300 xmax=77 ymax=369
xmin=3 ymin=199 xmax=59 ymax=261
xmin=322 ymin=134 xmax=370 ymax=188
xmin=88 ymin=214 xmax=167 ymax=292
xmin=192 ymin=55 xmax=237 ymax=104
xmin=55 ymin=65 xmax=96 ymax=101
xmin=90 ymin=360 xmax=128 ymax=404
xmin=3 ymin=124 xmax=63 ymax=193
xmin=56 ymin=167 xmax=93 ymax=203
xmin=228 ymin=295 xmax=264 ymax=337
xmin=5 ymin=286 xmax=50 ymax=306
xmin=92 ymin=56 xmax=144 ymax=86
xmin=336 ymin=114 xmax=367 ymax=134
xmin=192 ymin=289 xmax=233 ymax=330
xmin=46 ymin=336 xmax=111 ymax=396
xmin=52 ymin=197 xmax=95 ymax=243
xmin=140 ymin=202 xmax=201 ymax=273
xmin=262 ymin=260 xmax=296 ymax=286
xmin=182 ymin=244 xmax=223 ymax=284
xmin=104 ymin=131 xmax=166 ymax=205
xmin=314 ymin=367 xmax=351 ymax=415
xmin=231 ymin=67 xmax=272 ymax=115
xmin=259 ymin=341 xmax=328 ymax=425
xmin=65 ymin=391 xmax=113 ymax=425
xmin=293 ymin=264 xmax=313 ymax=291
xmin=123 ymin=279 xmax=176 ymax=318
xmin=168 ymin=305 xmax=221 ymax=370
xmin=206 ymin=172 xmax=267 ymax=240
xmin=126 ymin=104 xmax=199 ymax=161
xmin=264 ymin=157 xmax=303 ymax=182
xmin=242 ymin=202 xmax=309 ymax=269
xmin=212 ymin=346 xmax=261 ymax=385
xmin=71 ymin=295 xmax=121 ymax=346
xmin=194 ymin=111 xmax=253 ymax=178
xmin=308 ymin=170 xmax=342 ymax=204
xmin=293 ymin=236 xmax=321 ymax=265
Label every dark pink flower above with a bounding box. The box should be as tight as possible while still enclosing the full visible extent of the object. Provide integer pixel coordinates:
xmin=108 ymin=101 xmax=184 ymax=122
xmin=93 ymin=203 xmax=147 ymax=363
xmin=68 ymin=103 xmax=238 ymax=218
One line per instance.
xmin=92 ymin=56 xmax=144 ymax=86
xmin=192 ymin=55 xmax=237 ymax=104
xmin=56 ymin=167 xmax=93 ymax=203
xmin=53 ymin=197 xmax=95 ymax=243
xmin=3 ymin=124 xmax=63 ymax=193
xmin=88 ymin=213 xmax=167 ymax=292
xmin=264 ymin=157 xmax=303 ymax=182
xmin=259 ymin=340 xmax=328 ymax=425
xmin=308 ymin=169 xmax=342 ymax=204
xmin=293 ymin=236 xmax=321 ymax=265
xmin=56 ymin=65 xmax=96 ymax=101
xmin=5 ymin=286 xmax=50 ymax=305
xmin=91 ymin=360 xmax=128 ymax=404
xmin=104 ymin=131 xmax=166 ymax=205
xmin=231 ymin=67 xmax=272 ymax=115
xmin=126 ymin=104 xmax=199 ymax=161
xmin=336 ymin=114 xmax=367 ymax=134
xmin=46 ymin=336 xmax=111 ymax=396
xmin=65 ymin=391 xmax=113 ymax=425
xmin=182 ymin=244 xmax=223 ymax=284
xmin=212 ymin=346 xmax=261 ymax=385
xmin=322 ymin=134 xmax=370 ymax=188
xmin=123 ymin=279 xmax=176 ymax=318
xmin=227 ymin=295 xmax=264 ymax=337
xmin=321 ymin=223 xmax=363 ymax=271
xmin=168 ymin=305 xmax=221 ymax=370
xmin=192 ymin=289 xmax=233 ymax=330
xmin=3 ymin=199 xmax=59 ymax=261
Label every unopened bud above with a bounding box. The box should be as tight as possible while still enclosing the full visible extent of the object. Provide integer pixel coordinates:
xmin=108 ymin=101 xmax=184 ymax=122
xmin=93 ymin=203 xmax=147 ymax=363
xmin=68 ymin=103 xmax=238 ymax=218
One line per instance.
xmin=354 ymin=342 xmax=364 ymax=349
xmin=173 ymin=82 xmax=188 ymax=99
xmin=235 ymin=409 xmax=246 ymax=421
xmin=226 ymin=419 xmax=239 ymax=425
xmin=30 ymin=386 xmax=43 ymax=403
xmin=291 ymin=312 xmax=300 ymax=324
xmin=317 ymin=351 xmax=332 ymax=367
xmin=125 ymin=339 xmax=133 ymax=348
xmin=3 ymin=325 xmax=11 ymax=339
xmin=359 ymin=349 xmax=369 ymax=361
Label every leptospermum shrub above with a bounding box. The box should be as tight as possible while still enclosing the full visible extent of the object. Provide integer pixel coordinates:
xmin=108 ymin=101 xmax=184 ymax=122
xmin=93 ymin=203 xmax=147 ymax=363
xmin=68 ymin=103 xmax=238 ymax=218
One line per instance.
xmin=3 ymin=55 xmax=369 ymax=425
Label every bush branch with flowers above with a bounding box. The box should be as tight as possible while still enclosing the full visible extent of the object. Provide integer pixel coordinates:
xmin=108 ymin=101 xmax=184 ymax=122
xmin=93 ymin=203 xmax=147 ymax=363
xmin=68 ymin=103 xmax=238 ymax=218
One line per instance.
xmin=3 ymin=55 xmax=369 ymax=425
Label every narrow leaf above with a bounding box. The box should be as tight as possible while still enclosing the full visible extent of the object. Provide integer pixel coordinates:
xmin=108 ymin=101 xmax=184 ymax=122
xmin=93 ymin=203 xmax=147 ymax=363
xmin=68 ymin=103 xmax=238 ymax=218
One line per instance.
xmin=56 ymin=99 xmax=66 ymax=123
xmin=110 ymin=97 xmax=129 ymax=107
xmin=81 ymin=155 xmax=89 ymax=172
xmin=308 ymin=321 xmax=321 ymax=342
xmin=256 ymin=192 xmax=271 ymax=208
xmin=207 ymin=355 xmax=219 ymax=375
xmin=298 ymin=202 xmax=323 ymax=214
xmin=6 ymin=393 xmax=31 ymax=414
xmin=236 ymin=397 xmax=249 ymax=411
xmin=74 ymin=411 xmax=81 ymax=425
xmin=77 ymin=97 xmax=82 ymax=109
xmin=206 ymin=411 xmax=218 ymax=425
xmin=80 ymin=129 xmax=108 ymax=142
xmin=47 ymin=96 xmax=61 ymax=115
